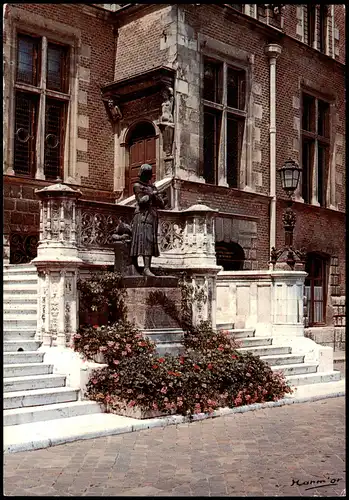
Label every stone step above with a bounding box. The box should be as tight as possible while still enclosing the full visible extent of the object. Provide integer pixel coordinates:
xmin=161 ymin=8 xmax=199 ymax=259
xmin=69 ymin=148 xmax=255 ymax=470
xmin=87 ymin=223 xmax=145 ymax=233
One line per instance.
xmin=333 ymin=351 xmax=345 ymax=379
xmin=4 ymin=304 xmax=37 ymax=314
xmin=4 ymin=340 xmax=41 ymax=352
xmin=4 ymin=363 xmax=53 ymax=378
xmin=216 ymin=323 xmax=235 ymax=330
xmin=3 ymin=400 xmax=102 ymax=427
xmin=3 ymin=276 xmax=38 ymax=285
xmin=237 ymin=345 xmax=291 ymax=357
xmin=4 ymin=329 xmax=36 ymax=339
xmin=226 ymin=329 xmax=256 ymax=339
xmin=238 ymin=337 xmax=272 ymax=348
xmin=3 ymin=295 xmax=38 ymax=304
xmin=4 ymin=318 xmax=37 ymax=328
xmin=3 ymin=264 xmax=36 ymax=273
xmin=260 ymin=354 xmax=305 ymax=366
xmin=4 ymin=351 xmax=44 ymax=364
xmin=144 ymin=332 xmax=184 ymax=344
xmin=271 ymin=363 xmax=318 ymax=376
xmin=285 ymin=370 xmax=341 ymax=387
xmin=156 ymin=343 xmax=184 ymax=356
xmin=4 ymin=374 xmax=66 ymax=393
xmin=4 ymin=387 xmax=79 ymax=410
xmin=3 ymin=283 xmax=38 ymax=293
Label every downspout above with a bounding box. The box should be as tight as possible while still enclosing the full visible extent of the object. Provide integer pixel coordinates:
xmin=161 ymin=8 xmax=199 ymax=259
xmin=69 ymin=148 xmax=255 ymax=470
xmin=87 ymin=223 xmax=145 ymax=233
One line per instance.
xmin=265 ymin=44 xmax=282 ymax=270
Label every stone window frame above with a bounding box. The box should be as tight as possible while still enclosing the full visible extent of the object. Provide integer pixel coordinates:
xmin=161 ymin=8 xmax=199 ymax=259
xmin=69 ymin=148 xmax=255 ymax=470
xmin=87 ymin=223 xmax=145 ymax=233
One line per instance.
xmin=198 ymin=35 xmax=254 ymax=192
xmin=296 ymin=83 xmax=336 ymax=208
xmin=3 ymin=7 xmax=80 ymax=182
xmin=302 ymin=5 xmax=334 ymax=58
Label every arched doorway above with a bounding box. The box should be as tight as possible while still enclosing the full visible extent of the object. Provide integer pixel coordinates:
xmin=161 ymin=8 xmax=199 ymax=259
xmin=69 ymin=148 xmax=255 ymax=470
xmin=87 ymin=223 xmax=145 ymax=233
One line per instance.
xmin=305 ymin=252 xmax=329 ymax=326
xmin=215 ymin=241 xmax=245 ymax=271
xmin=126 ymin=121 xmax=156 ymax=196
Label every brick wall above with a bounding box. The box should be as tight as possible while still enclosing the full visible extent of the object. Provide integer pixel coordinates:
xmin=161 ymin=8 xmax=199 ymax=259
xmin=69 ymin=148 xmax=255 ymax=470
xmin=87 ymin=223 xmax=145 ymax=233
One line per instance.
xmin=276 ymin=199 xmax=346 ymax=296
xmin=178 ymin=180 xmax=271 ymax=269
xmin=113 ymin=5 xmax=175 ymax=81
xmin=275 ymin=36 xmax=345 ymax=212
xmin=334 ymin=5 xmax=345 ymax=64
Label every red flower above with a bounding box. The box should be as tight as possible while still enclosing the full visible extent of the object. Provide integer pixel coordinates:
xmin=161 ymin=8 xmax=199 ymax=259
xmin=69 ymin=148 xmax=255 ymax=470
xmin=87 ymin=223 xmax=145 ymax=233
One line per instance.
xmin=152 ymin=364 xmax=159 ymax=369
xmin=231 ymin=355 xmax=237 ymax=359
xmin=179 ymin=357 xmax=185 ymax=365
xmin=207 ymin=363 xmax=213 ymax=370
xmin=128 ymin=400 xmax=136 ymax=407
xmin=113 ymin=359 xmax=120 ymax=365
xmin=218 ymin=347 xmax=224 ymax=351
xmin=193 ymin=364 xmax=200 ymax=370
xmin=158 ymin=358 xmax=165 ymax=363
xmin=93 ymin=325 xmax=99 ymax=329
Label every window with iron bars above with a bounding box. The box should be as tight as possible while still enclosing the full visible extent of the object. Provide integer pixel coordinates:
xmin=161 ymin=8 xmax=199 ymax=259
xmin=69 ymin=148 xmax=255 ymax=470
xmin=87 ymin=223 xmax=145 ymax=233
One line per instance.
xmin=14 ymin=33 xmax=69 ymax=180
xmin=202 ymin=57 xmax=246 ymax=187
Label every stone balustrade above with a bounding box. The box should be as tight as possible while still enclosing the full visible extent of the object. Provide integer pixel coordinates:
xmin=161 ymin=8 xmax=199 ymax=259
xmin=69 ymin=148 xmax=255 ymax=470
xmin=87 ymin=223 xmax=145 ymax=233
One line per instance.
xmin=217 ymin=269 xmax=307 ymax=337
xmin=33 ymin=183 xmax=221 ymax=346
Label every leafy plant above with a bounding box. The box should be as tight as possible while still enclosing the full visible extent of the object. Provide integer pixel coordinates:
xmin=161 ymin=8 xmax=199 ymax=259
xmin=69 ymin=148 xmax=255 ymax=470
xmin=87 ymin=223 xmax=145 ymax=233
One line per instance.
xmin=75 ymin=270 xmax=294 ymax=417
xmin=78 ymin=271 xmax=127 ymax=325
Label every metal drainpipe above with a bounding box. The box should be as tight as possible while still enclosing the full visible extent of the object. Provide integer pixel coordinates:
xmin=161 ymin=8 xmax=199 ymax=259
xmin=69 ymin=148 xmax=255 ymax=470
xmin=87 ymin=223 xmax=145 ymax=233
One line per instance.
xmin=265 ymin=44 xmax=282 ymax=269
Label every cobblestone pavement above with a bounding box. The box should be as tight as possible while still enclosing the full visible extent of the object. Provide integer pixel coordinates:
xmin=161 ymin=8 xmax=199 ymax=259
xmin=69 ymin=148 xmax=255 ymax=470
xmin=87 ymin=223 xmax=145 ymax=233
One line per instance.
xmin=4 ymin=397 xmax=345 ymax=497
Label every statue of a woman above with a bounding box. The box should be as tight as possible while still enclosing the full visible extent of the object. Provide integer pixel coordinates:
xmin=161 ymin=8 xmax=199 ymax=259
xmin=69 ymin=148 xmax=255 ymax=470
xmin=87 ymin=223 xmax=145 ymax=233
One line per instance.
xmin=130 ymin=164 xmax=165 ymax=277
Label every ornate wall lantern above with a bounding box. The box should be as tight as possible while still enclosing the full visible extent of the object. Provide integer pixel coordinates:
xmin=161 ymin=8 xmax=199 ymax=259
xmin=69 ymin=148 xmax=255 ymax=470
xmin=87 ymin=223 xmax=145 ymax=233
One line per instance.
xmin=270 ymin=159 xmax=306 ymax=270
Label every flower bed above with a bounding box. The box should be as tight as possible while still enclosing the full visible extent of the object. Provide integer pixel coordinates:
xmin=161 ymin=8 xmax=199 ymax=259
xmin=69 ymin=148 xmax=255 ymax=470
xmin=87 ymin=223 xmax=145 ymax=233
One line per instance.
xmin=74 ymin=272 xmax=294 ymax=418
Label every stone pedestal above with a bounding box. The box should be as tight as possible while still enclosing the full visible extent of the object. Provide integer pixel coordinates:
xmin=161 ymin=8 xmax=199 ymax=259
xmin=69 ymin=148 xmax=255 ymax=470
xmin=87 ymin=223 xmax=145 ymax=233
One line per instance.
xmin=122 ymin=276 xmax=181 ymax=330
xmin=32 ymin=183 xmax=82 ymax=347
xmin=270 ymin=270 xmax=307 ymax=337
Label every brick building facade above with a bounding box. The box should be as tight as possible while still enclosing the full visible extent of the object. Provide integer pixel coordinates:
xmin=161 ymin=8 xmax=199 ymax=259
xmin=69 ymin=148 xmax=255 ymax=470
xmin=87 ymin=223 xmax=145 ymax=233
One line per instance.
xmin=3 ymin=4 xmax=346 ymax=346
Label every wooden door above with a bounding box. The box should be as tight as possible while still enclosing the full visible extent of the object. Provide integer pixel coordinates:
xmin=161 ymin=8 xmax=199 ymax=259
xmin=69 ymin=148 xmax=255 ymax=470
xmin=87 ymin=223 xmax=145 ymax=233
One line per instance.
xmin=128 ymin=136 xmax=156 ymax=196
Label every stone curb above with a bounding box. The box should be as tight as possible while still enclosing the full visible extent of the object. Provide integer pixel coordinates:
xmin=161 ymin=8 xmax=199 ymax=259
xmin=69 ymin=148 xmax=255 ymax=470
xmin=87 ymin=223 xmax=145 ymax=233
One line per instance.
xmin=4 ymin=389 xmax=345 ymax=454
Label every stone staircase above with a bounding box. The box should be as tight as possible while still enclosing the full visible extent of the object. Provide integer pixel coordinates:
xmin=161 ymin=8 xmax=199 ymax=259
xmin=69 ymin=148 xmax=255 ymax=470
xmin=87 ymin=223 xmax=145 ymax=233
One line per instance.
xmin=3 ymin=264 xmax=101 ymax=427
xmin=4 ymin=265 xmax=341 ymax=429
xmin=144 ymin=325 xmax=341 ymax=387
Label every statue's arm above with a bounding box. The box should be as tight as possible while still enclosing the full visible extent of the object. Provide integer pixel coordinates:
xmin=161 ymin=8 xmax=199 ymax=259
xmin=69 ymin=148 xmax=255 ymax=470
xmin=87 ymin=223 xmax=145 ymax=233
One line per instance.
xmin=134 ymin=183 xmax=150 ymax=205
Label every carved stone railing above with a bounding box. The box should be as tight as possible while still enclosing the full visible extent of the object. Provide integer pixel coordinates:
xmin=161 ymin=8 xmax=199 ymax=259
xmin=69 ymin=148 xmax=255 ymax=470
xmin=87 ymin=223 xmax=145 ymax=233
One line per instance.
xmin=75 ymin=200 xmax=218 ymax=270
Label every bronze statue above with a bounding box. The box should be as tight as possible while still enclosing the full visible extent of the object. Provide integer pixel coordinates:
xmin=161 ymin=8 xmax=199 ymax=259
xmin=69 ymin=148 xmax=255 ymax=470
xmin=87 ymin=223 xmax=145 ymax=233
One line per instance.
xmin=130 ymin=164 xmax=165 ymax=277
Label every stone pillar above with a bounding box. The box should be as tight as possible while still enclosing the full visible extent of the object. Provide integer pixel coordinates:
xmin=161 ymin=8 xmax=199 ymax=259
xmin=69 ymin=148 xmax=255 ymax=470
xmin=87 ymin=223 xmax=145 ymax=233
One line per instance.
xmin=265 ymin=44 xmax=282 ymax=269
xmin=32 ymin=184 xmax=83 ymax=347
xmin=182 ymin=203 xmax=221 ymax=328
xmin=270 ymin=270 xmax=307 ymax=337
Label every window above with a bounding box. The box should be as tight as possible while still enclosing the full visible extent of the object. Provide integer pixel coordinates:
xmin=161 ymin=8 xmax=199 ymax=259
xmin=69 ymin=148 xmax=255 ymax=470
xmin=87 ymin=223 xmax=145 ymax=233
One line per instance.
xmin=305 ymin=253 xmax=328 ymax=325
xmin=14 ymin=33 xmax=70 ymax=180
xmin=304 ymin=5 xmax=316 ymax=46
xmin=301 ymin=92 xmax=330 ymax=207
xmin=202 ymin=57 xmax=246 ymax=187
xmin=318 ymin=5 xmax=327 ymax=53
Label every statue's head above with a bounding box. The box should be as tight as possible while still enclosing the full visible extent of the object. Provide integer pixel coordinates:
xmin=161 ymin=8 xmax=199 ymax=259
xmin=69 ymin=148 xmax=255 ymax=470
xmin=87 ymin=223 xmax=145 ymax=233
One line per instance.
xmin=139 ymin=163 xmax=153 ymax=182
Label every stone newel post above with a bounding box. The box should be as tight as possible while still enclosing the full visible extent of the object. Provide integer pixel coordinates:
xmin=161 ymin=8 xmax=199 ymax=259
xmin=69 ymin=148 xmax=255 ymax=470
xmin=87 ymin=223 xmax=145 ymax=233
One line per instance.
xmin=32 ymin=183 xmax=83 ymax=347
xmin=182 ymin=203 xmax=221 ymax=328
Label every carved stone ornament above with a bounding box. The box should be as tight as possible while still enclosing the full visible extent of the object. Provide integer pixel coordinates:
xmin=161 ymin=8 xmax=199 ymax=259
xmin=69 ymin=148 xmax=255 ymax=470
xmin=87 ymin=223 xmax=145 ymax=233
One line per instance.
xmin=282 ymin=206 xmax=296 ymax=231
xmin=107 ymin=98 xmax=123 ymax=122
xmin=159 ymin=219 xmax=184 ymax=252
xmin=160 ymin=87 xmax=174 ymax=124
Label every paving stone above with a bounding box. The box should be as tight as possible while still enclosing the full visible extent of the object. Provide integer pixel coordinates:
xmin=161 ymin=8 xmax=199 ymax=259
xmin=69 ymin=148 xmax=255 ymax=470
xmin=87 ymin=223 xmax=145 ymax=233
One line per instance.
xmin=4 ymin=398 xmax=346 ymax=497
